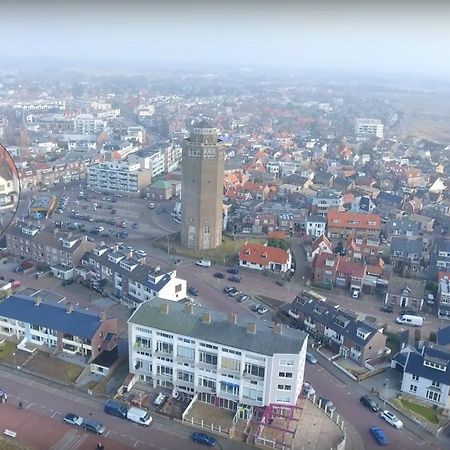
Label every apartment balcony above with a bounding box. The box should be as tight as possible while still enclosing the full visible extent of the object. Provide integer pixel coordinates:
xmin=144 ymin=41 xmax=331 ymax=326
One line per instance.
xmin=242 ymin=371 xmax=264 ymax=381
xmin=196 ymin=384 xmax=216 ymax=394
xmin=304 ymin=319 xmax=316 ymax=329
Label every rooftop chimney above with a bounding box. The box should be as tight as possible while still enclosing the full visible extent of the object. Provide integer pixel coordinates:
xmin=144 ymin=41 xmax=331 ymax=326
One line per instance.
xmin=160 ymin=303 xmax=170 ymax=315
xmin=155 ymin=265 xmax=161 ymax=273
xmin=185 ymin=303 xmax=194 ymax=314
xmin=273 ymin=323 xmax=283 ymax=335
xmin=66 ymin=302 xmax=74 ymax=314
xmin=202 ymin=312 xmax=212 ymax=324
xmin=247 ymin=322 xmax=257 ymax=334
xmin=227 ymin=312 xmax=237 ymax=325
xmin=34 ymin=296 xmax=43 ymax=306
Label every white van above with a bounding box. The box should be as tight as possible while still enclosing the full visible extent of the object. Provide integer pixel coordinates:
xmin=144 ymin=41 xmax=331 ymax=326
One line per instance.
xmin=127 ymin=407 xmax=152 ymax=426
xmin=396 ymin=314 xmax=424 ymax=327
xmin=196 ymin=259 xmax=212 ymax=267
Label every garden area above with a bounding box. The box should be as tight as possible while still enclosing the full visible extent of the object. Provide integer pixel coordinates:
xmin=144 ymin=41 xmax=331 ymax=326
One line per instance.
xmin=394 ymin=397 xmax=440 ymax=425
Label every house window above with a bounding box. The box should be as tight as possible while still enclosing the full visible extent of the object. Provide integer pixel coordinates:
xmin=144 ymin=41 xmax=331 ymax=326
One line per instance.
xmin=278 ymin=372 xmax=293 ymax=378
xmin=279 ymin=359 xmax=294 ymax=366
xmin=412 ymin=374 xmax=419 ymax=382
xmin=277 ymin=384 xmax=291 ymax=391
xmin=426 ymin=390 xmax=441 ymax=402
xmin=431 ymin=381 xmax=440 ymax=388
xmin=409 ymin=385 xmax=417 ymax=393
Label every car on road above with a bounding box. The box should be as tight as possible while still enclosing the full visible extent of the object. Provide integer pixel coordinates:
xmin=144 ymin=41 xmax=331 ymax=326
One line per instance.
xmin=149 ymin=203 xmax=155 ymax=209
xmin=226 ymin=267 xmax=239 ymax=274
xmin=380 ymin=410 xmax=403 ymax=428
xmin=302 ymin=382 xmax=315 ymax=396
xmin=191 ymin=432 xmax=216 ymax=446
xmin=213 ymin=272 xmax=224 ymax=279
xmin=381 ymin=305 xmax=394 ymax=313
xmin=228 ymin=275 xmax=242 ymax=283
xmin=370 ymin=427 xmax=388 ymax=446
xmin=196 ymin=259 xmax=212 ymax=267
xmin=360 ymin=395 xmax=380 ymax=412
xmin=83 ymin=418 xmax=105 ymax=434
xmin=318 ymin=397 xmax=336 ymax=413
xmin=187 ymin=287 xmax=199 ymax=297
xmin=257 ymin=306 xmax=268 ymax=315
xmin=306 ymin=352 xmax=318 ymax=364
xmin=63 ymin=413 xmax=83 ymax=427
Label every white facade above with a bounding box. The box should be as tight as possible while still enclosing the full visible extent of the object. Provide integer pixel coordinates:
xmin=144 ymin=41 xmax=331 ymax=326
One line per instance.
xmin=306 ymin=217 xmax=326 ymax=238
xmin=355 ymin=118 xmax=384 ymax=139
xmin=128 ymin=302 xmax=307 ymax=409
xmin=87 ymin=160 xmax=149 ymax=194
xmin=73 ymin=114 xmax=106 ymax=134
xmin=401 ymin=371 xmax=450 ymax=408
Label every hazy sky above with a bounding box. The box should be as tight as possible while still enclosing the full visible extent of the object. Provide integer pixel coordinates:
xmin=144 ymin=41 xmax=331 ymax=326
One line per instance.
xmin=1 ymin=0 xmax=450 ymax=75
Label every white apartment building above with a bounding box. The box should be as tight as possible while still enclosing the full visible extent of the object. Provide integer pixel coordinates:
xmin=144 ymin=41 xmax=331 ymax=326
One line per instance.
xmin=311 ymin=190 xmax=343 ymax=216
xmin=128 ymin=298 xmax=308 ymax=411
xmin=87 ymin=160 xmax=150 ymax=194
xmin=355 ymin=118 xmax=384 ymax=139
xmin=73 ymin=114 xmax=106 ymax=134
xmin=306 ymin=215 xmax=326 ymax=238
xmin=438 ymin=277 xmax=450 ymax=320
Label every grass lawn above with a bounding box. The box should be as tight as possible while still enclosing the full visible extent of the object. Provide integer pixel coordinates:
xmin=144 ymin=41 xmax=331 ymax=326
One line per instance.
xmin=0 ymin=438 xmax=29 ymax=450
xmin=385 ymin=333 xmax=400 ymax=355
xmin=398 ymin=398 xmax=439 ymax=424
xmin=156 ymin=234 xmax=266 ymax=265
xmin=26 ymin=352 xmax=84 ymax=384
xmin=0 ymin=340 xmax=17 ymax=361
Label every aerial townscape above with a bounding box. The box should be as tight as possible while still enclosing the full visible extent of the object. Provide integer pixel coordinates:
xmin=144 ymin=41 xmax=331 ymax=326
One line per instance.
xmin=0 ymin=2 xmax=449 ymax=450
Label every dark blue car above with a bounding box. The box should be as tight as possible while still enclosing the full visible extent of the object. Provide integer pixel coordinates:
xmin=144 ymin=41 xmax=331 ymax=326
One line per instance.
xmin=192 ymin=432 xmax=216 ymax=446
xmin=226 ymin=267 xmax=239 ymax=275
xmin=370 ymin=427 xmax=388 ymax=446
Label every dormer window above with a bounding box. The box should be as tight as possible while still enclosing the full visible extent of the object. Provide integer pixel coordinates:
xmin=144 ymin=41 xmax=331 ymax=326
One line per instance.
xmin=423 ymin=359 xmax=447 ymax=371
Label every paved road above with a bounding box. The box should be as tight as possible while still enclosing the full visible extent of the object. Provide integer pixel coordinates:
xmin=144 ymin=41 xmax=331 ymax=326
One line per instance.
xmin=305 ymin=351 xmax=448 ymax=450
xmin=0 ymin=366 xmax=251 ymax=450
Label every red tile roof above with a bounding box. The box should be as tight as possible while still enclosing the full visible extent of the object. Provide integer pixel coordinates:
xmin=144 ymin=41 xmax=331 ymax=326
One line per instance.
xmin=239 ymin=243 xmax=290 ymax=265
xmin=327 ymin=210 xmax=381 ymax=231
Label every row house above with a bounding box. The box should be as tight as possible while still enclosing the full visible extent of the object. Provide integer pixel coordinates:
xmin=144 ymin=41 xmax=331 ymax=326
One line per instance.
xmin=311 ymin=253 xmax=366 ymax=292
xmin=438 ymin=274 xmax=450 ymax=320
xmin=327 ymin=210 xmax=381 ymax=242
xmin=307 ymin=235 xmax=333 ymax=263
xmin=346 ymin=235 xmax=381 ymax=264
xmin=306 ymin=215 xmax=326 ymax=238
xmin=390 ymin=237 xmax=424 ymax=275
xmin=128 ymin=298 xmax=308 ymax=409
xmin=5 ymin=223 xmax=94 ymax=280
xmin=428 ymin=238 xmax=450 ymax=281
xmin=79 ymin=246 xmax=187 ymax=307
xmin=279 ymin=290 xmax=387 ymax=366
xmin=0 ymin=294 xmax=118 ymax=373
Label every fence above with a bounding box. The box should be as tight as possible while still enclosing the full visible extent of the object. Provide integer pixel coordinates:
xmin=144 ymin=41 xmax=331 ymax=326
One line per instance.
xmin=183 ymin=416 xmax=232 ymax=438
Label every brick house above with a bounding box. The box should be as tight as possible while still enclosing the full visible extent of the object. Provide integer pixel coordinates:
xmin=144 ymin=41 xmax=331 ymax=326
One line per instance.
xmin=239 ymin=242 xmax=292 ymax=273
xmin=384 ymin=276 xmax=426 ymax=311
xmin=327 ymin=210 xmax=381 ymax=241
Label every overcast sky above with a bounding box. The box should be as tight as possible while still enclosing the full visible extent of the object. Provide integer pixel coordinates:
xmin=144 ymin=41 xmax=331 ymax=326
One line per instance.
xmin=1 ymin=0 xmax=450 ymax=76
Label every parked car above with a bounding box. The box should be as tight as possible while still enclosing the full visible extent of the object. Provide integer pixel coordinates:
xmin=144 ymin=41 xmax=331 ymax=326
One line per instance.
xmin=360 ymin=395 xmax=380 ymax=412
xmin=318 ymin=397 xmax=336 ymax=413
xmin=135 ymin=250 xmax=147 ymax=257
xmin=381 ymin=305 xmax=394 ymax=313
xmin=257 ymin=306 xmax=268 ymax=315
xmin=191 ymin=432 xmax=216 ymax=446
xmin=187 ymin=287 xmax=199 ymax=297
xmin=104 ymin=399 xmax=128 ymax=419
xmin=226 ymin=267 xmax=239 ymax=274
xmin=228 ymin=275 xmax=242 ymax=283
xmin=223 ymin=287 xmax=234 ymax=294
xmin=370 ymin=427 xmax=388 ymax=446
xmin=63 ymin=413 xmax=83 ymax=427
xmin=214 ymin=272 xmax=224 ymax=279
xmin=302 ymin=382 xmax=315 ymax=396
xmin=149 ymin=203 xmax=155 ymax=209
xmin=83 ymin=418 xmax=105 ymax=434
xmin=227 ymin=288 xmax=240 ymax=297
xmin=251 ymin=304 xmax=262 ymax=312
xmin=236 ymin=294 xmax=249 ymax=303
xmin=127 ymin=406 xmax=152 ymax=426
xmin=306 ymin=352 xmax=318 ymax=364
xmin=380 ymin=410 xmax=403 ymax=428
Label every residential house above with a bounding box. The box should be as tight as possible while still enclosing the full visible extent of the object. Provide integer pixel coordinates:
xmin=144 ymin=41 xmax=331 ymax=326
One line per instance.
xmin=0 ymin=294 xmax=118 ymax=373
xmin=428 ymin=238 xmax=450 ymax=281
xmin=438 ymin=275 xmax=450 ymax=321
xmin=327 ymin=210 xmax=381 ymax=241
xmin=398 ymin=345 xmax=450 ymax=409
xmin=239 ymin=242 xmax=292 ymax=273
xmin=308 ymin=235 xmax=333 ymax=263
xmin=306 ymin=215 xmax=326 ymax=238
xmin=385 ymin=219 xmax=420 ymax=239
xmin=311 ymin=253 xmax=366 ymax=292
xmin=279 ymin=290 xmax=387 ymax=366
xmin=128 ymin=298 xmax=308 ymax=409
xmin=375 ymin=191 xmax=403 ymax=210
xmin=346 ymin=235 xmax=381 ymax=264
xmin=78 ymin=245 xmax=187 ymax=307
xmin=350 ymin=196 xmax=377 ymax=214
xmin=5 ymin=223 xmax=94 ymax=280
xmin=146 ymin=179 xmax=173 ymax=201
xmin=390 ymin=237 xmax=424 ymax=276
xmin=384 ymin=276 xmax=426 ymax=311
xmin=311 ymin=190 xmax=343 ymax=216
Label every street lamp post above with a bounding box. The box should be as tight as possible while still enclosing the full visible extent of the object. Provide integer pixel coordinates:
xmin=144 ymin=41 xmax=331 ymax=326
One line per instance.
xmin=383 ymin=378 xmax=390 ymax=409
xmin=12 ymin=352 xmax=16 ymax=368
